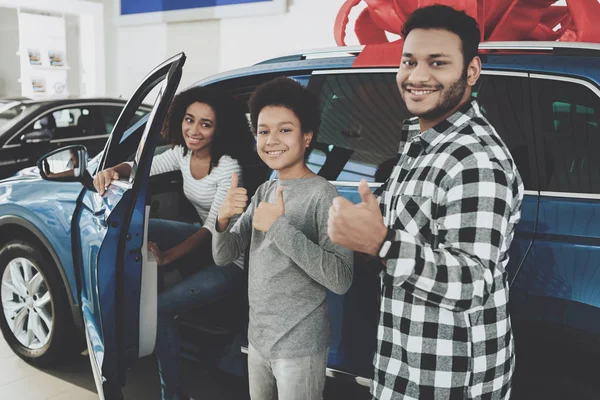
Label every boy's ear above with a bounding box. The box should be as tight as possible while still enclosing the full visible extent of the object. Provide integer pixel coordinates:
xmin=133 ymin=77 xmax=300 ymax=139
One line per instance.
xmin=304 ymin=131 xmax=314 ymax=148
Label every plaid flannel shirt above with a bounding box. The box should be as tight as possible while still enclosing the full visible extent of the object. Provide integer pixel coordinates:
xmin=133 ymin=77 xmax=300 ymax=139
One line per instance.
xmin=371 ymin=99 xmax=524 ymax=400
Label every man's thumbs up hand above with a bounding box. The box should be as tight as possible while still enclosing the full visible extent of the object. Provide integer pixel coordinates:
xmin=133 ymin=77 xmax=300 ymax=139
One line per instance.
xmin=253 ymin=185 xmax=285 ymax=232
xmin=358 ymin=179 xmax=378 ymax=209
xmin=328 ymin=179 xmax=388 ymax=256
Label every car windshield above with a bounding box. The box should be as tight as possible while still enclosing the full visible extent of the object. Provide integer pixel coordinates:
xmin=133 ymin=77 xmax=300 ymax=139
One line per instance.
xmin=0 ymin=102 xmax=37 ymax=132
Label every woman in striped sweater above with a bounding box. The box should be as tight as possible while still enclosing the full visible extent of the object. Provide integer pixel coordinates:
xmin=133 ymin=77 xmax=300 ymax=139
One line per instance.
xmin=93 ymin=86 xmax=255 ymax=400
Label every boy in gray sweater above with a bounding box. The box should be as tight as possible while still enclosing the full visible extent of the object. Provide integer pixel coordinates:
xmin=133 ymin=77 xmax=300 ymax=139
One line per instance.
xmin=212 ymin=77 xmax=353 ymax=399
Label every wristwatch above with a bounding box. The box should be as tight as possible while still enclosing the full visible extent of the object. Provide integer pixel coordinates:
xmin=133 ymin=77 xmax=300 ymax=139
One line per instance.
xmin=377 ymin=227 xmax=395 ymax=259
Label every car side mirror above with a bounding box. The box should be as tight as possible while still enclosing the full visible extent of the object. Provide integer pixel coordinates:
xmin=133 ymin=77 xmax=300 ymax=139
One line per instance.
xmin=37 ymin=145 xmax=94 ymax=189
xmin=21 ymin=130 xmax=52 ymax=144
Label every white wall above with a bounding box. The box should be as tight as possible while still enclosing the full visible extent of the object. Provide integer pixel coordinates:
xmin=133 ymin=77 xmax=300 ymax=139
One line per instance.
xmin=97 ymin=0 xmax=356 ymax=98
xmin=219 ymin=0 xmax=348 ymax=71
xmin=66 ymin=15 xmax=81 ymax=96
xmin=0 ymin=7 xmax=21 ymax=97
xmin=115 ymin=23 xmax=168 ymax=96
xmin=166 ymin=19 xmax=221 ymax=90
xmin=0 ymin=0 xmax=105 ymax=97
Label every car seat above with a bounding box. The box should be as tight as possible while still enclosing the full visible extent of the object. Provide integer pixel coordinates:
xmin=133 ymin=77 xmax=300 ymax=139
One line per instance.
xmin=77 ymin=114 xmax=95 ymax=136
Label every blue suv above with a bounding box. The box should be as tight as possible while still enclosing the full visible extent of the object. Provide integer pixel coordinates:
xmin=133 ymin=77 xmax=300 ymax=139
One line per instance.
xmin=0 ymin=42 xmax=599 ymax=399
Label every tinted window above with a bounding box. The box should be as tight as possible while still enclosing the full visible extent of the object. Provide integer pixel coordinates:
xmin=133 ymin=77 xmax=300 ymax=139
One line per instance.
xmin=531 ymin=78 xmax=600 ymax=194
xmin=99 ymin=105 xmax=147 ymax=135
xmin=309 ymin=73 xmax=535 ymax=186
xmin=475 ymin=74 xmax=534 ymax=189
xmin=0 ymin=103 xmax=35 ymax=131
xmin=30 ymin=106 xmax=98 ymax=140
xmin=309 ymin=73 xmax=409 ymax=182
xmin=98 ymin=106 xmax=122 ymax=135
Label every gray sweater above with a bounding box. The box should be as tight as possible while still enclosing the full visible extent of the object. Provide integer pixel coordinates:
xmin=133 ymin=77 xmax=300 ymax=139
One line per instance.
xmin=211 ymin=175 xmax=354 ymax=358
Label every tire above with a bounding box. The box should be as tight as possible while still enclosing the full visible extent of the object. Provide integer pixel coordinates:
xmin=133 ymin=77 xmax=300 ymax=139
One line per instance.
xmin=0 ymin=240 xmax=74 ymax=367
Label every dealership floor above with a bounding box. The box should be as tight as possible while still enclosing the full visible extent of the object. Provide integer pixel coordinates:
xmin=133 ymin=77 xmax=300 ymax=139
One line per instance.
xmin=0 ymin=332 xmax=251 ymax=400
xmin=1 ymin=331 xmax=592 ymax=400
xmin=0 ymin=332 xmax=372 ymax=400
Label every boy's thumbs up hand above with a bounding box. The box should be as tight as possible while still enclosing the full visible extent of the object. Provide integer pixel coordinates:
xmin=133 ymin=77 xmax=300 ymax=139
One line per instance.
xmin=328 ymin=179 xmax=388 ymax=256
xmin=217 ymin=173 xmax=248 ymax=231
xmin=253 ymin=185 xmax=285 ymax=232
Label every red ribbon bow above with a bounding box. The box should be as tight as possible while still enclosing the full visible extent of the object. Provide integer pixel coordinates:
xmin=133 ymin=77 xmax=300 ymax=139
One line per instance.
xmin=334 ymin=1 xmax=600 ymax=66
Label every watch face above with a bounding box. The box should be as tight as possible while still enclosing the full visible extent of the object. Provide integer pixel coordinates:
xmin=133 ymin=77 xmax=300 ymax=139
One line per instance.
xmin=379 ymin=241 xmax=392 ymax=258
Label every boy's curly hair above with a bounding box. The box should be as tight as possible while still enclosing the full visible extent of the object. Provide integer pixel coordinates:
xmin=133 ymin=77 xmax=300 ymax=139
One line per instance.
xmin=248 ymin=77 xmax=320 ymax=158
xmin=161 ymin=86 xmax=254 ymax=171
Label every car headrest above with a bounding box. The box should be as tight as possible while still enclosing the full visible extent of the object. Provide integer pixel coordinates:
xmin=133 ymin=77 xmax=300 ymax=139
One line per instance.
xmin=39 ymin=114 xmax=57 ymax=130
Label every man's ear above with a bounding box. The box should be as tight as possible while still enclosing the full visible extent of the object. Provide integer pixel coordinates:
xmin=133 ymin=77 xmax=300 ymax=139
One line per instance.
xmin=304 ymin=131 xmax=314 ymax=148
xmin=467 ymin=56 xmax=482 ymax=87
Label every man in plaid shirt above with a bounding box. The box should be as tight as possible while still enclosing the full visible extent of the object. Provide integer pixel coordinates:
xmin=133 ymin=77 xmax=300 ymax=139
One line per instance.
xmin=328 ymin=5 xmax=523 ymax=400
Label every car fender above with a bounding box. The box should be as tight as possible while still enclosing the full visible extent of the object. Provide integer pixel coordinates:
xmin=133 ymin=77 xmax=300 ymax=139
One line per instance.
xmin=0 ymin=211 xmax=83 ymax=330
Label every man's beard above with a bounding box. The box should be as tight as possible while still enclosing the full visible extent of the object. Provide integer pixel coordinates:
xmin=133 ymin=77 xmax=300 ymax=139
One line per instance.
xmin=402 ymin=74 xmax=468 ymax=121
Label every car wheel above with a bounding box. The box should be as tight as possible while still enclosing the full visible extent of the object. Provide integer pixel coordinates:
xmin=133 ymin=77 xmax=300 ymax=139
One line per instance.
xmin=0 ymin=240 xmax=73 ymax=367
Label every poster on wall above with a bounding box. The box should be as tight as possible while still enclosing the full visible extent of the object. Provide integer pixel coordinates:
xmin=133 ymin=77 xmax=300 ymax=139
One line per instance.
xmin=17 ymin=12 xmax=69 ymax=99
xmin=31 ymin=77 xmax=46 ymax=93
xmin=28 ymin=49 xmax=41 ymax=65
xmin=117 ymin=0 xmax=286 ymax=25
xmin=48 ymin=50 xmax=65 ymax=67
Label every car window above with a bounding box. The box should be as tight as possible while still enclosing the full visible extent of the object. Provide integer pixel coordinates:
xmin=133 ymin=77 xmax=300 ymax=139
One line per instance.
xmin=308 ymin=72 xmax=536 ymax=188
xmin=100 ymin=105 xmax=147 ymax=135
xmin=475 ymin=74 xmax=535 ymax=190
xmin=308 ymin=73 xmax=409 ymax=183
xmin=99 ymin=105 xmax=122 ymax=135
xmin=29 ymin=106 xmax=98 ymax=140
xmin=0 ymin=103 xmax=37 ymax=133
xmin=102 ymin=85 xmax=166 ymax=173
xmin=531 ymin=78 xmax=600 ymax=194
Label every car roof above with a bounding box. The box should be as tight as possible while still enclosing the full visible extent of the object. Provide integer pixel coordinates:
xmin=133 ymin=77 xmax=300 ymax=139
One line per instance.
xmin=193 ymin=41 xmax=600 ymax=88
xmin=18 ymin=97 xmax=129 ymax=106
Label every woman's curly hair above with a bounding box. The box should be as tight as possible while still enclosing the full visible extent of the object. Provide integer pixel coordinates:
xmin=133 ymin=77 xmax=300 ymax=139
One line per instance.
xmin=161 ymin=86 xmax=254 ymax=171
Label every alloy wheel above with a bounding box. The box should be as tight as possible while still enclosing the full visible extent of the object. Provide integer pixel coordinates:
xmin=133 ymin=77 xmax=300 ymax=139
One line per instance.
xmin=1 ymin=257 xmax=53 ymax=349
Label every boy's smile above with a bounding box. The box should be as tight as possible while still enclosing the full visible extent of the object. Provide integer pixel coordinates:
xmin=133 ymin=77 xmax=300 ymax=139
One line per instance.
xmin=264 ymin=149 xmax=287 ymax=157
xmin=256 ymin=106 xmax=313 ymax=179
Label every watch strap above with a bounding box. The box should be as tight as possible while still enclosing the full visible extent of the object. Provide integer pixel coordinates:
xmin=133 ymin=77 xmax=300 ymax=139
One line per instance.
xmin=377 ymin=227 xmax=395 ymax=259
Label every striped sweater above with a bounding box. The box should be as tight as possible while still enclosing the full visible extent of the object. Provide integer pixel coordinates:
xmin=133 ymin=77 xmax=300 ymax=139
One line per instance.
xmin=150 ymin=146 xmax=244 ymax=268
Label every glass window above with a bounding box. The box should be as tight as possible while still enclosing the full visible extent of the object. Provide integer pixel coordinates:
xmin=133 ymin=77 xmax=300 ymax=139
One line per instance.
xmin=98 ymin=106 xmax=122 ymax=135
xmin=475 ymin=75 xmax=534 ymax=189
xmin=30 ymin=106 xmax=96 ymax=140
xmin=531 ymin=78 xmax=600 ymax=194
xmin=99 ymin=105 xmax=147 ymax=135
xmin=310 ymin=73 xmax=409 ymax=183
xmin=0 ymin=103 xmax=35 ymax=131
xmin=309 ymin=73 xmax=534 ymax=186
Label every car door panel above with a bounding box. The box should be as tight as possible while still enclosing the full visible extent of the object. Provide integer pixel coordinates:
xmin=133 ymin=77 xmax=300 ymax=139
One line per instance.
xmin=0 ymin=140 xmax=54 ymax=179
xmin=512 ymin=75 xmax=600 ymax=339
xmin=327 ymin=184 xmax=380 ymax=379
xmin=74 ymin=53 xmax=185 ymax=398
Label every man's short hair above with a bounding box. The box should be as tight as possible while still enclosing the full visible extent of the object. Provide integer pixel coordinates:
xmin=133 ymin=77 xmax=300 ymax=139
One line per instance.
xmin=401 ymin=5 xmax=481 ymax=70
xmin=248 ymin=77 xmax=320 ymax=156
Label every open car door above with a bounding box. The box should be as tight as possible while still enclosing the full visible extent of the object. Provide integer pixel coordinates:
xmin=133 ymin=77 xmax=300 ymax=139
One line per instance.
xmin=73 ymin=53 xmax=185 ymax=399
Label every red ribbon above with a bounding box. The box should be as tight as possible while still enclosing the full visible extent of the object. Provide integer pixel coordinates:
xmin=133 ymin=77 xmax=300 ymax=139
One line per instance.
xmin=334 ymin=0 xmax=600 ymax=66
